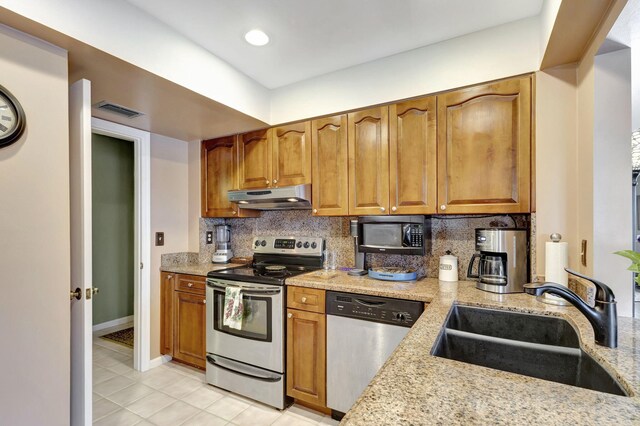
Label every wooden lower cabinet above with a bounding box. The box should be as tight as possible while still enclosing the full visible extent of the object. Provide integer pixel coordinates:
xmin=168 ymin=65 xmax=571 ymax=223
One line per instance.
xmin=160 ymin=272 xmax=175 ymax=356
xmin=160 ymin=273 xmax=207 ymax=369
xmin=286 ymin=307 xmax=326 ymax=407
xmin=173 ymin=291 xmax=207 ymax=369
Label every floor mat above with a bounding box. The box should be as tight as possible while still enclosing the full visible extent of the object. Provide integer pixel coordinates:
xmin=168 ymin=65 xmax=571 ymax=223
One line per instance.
xmin=101 ymin=327 xmax=133 ymax=348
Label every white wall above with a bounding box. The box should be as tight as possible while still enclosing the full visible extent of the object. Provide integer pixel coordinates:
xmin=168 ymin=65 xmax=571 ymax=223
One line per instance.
xmin=188 ymin=139 xmax=201 ymax=252
xmin=150 ymin=133 xmax=190 ymax=359
xmin=535 ymin=65 xmax=579 ymax=276
xmin=593 ymin=49 xmax=634 ymax=316
xmin=269 ymin=17 xmax=540 ymax=124
xmin=0 ymin=26 xmax=70 ymax=425
xmin=0 ymin=0 xmax=271 ymax=123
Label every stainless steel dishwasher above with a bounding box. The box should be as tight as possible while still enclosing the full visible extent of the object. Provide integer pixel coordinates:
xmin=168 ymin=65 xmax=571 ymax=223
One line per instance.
xmin=326 ymin=291 xmax=424 ymax=417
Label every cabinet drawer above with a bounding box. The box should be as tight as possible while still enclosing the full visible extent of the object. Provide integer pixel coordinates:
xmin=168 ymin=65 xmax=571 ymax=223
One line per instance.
xmin=175 ymin=274 xmax=206 ymax=294
xmin=287 ymin=286 xmax=325 ymax=313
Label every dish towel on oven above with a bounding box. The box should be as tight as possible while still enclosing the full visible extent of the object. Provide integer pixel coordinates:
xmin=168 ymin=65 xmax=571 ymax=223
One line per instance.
xmin=223 ymin=286 xmax=244 ymax=330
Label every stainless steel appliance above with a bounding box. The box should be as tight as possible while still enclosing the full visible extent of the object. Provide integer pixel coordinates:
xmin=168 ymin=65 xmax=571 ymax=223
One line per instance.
xmin=326 ymin=291 xmax=423 ymax=418
xmin=350 ymin=219 xmax=365 ymax=270
xmin=205 ymin=236 xmax=324 ymax=409
xmin=356 ymin=215 xmax=430 ymax=255
xmin=467 ymin=228 xmax=528 ymax=293
xmin=212 ymin=225 xmax=233 ymax=263
xmin=228 ymin=184 xmax=311 ymax=210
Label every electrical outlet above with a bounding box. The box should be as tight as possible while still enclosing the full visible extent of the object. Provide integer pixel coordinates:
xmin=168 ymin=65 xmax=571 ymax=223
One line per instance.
xmin=155 ymin=232 xmax=164 ymax=246
xmin=206 ymin=231 xmax=213 ymax=244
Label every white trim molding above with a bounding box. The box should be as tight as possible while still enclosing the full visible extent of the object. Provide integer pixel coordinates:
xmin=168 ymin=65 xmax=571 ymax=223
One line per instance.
xmin=92 ymin=315 xmax=134 ymax=334
xmin=149 ymin=355 xmax=172 ymax=369
xmin=91 ymin=117 xmax=152 ymax=372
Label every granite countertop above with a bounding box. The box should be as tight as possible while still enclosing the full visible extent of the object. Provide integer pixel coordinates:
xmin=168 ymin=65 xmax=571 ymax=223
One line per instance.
xmin=160 ymin=262 xmax=243 ymax=276
xmin=286 ymin=271 xmax=640 ymax=425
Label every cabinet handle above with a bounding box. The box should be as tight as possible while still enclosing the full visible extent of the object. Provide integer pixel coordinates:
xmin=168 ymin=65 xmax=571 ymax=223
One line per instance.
xmin=391 ymin=206 xmax=397 ymax=212
xmin=232 ymin=210 xmax=237 ymax=215
xmin=301 ymin=296 xmax=307 ymax=303
xmin=167 ymin=275 xmax=172 ymax=279
xmin=187 ymin=283 xmax=193 ymax=287
xmin=203 ymin=299 xmax=206 ymax=304
xmin=287 ymin=313 xmax=293 ymax=319
xmin=273 ymin=179 xmax=278 ymax=184
xmin=313 ymin=209 xmax=318 ymax=214
xmin=265 ymin=180 xmax=270 ymax=185
xmin=440 ymin=204 xmax=447 ymax=211
xmin=380 ymin=207 xmax=386 ymax=212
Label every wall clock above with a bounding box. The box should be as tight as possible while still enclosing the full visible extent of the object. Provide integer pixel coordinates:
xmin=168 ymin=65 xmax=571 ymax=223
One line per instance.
xmin=0 ymin=84 xmax=26 ymax=148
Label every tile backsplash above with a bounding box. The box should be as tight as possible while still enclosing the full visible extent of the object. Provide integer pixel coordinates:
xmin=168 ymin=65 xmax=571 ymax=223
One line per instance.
xmin=199 ymin=211 xmax=534 ymax=280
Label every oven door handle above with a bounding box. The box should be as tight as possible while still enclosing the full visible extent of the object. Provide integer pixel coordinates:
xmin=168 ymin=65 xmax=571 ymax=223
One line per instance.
xmin=206 ymin=355 xmax=282 ymax=383
xmin=207 ymin=280 xmax=281 ymax=296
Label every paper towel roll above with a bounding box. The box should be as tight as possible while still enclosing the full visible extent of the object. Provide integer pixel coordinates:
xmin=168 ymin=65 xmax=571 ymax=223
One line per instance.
xmin=545 ymin=241 xmax=569 ymax=286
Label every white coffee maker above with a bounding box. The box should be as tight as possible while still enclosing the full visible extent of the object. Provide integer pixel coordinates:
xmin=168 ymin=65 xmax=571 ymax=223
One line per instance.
xmin=212 ymin=225 xmax=233 ymax=263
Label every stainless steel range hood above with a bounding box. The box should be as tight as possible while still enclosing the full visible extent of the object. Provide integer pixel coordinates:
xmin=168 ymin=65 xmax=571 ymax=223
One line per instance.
xmin=228 ymin=184 xmax=312 ymax=210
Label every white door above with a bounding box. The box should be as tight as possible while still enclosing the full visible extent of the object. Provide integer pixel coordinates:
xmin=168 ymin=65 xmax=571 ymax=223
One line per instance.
xmin=70 ymin=79 xmax=93 ymax=425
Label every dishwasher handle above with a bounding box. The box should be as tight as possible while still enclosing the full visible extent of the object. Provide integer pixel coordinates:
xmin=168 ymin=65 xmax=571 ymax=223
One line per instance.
xmin=353 ymin=298 xmax=386 ymax=307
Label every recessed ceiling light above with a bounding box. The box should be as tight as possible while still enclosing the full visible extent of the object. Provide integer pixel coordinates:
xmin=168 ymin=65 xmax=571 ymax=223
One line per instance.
xmin=244 ymin=29 xmax=269 ymax=46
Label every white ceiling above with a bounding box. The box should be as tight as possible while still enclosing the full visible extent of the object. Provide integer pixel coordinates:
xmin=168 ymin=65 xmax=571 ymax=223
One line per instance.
xmin=123 ymin=0 xmax=543 ymax=89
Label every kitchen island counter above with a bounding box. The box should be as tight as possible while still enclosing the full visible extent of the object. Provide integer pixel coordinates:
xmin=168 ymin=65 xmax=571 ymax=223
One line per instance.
xmin=286 ymin=272 xmax=640 ymax=425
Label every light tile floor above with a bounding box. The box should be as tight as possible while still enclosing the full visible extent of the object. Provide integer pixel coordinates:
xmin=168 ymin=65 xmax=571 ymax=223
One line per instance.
xmin=93 ymin=337 xmax=339 ymax=426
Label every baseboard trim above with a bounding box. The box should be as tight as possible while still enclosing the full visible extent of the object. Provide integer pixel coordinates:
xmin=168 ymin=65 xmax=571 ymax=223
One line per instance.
xmin=93 ymin=315 xmax=134 ymax=333
xmin=149 ymin=355 xmax=172 ymax=369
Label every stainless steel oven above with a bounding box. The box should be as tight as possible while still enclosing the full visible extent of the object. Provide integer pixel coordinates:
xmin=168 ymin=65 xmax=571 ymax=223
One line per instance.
xmin=204 ymin=236 xmax=325 ymax=410
xmin=206 ymin=278 xmax=284 ymax=372
xmin=205 ymin=278 xmax=285 ymax=408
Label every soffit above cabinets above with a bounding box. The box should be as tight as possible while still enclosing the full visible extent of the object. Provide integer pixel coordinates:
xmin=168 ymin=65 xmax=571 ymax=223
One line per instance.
xmin=123 ymin=0 xmax=543 ymax=89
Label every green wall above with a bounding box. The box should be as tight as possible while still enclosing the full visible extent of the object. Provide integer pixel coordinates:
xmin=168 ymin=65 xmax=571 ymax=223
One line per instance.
xmin=92 ymin=133 xmax=134 ymax=325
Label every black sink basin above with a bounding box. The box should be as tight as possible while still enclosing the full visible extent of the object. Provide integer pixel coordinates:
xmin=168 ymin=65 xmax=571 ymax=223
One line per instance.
xmin=432 ymin=305 xmax=627 ymax=396
xmin=444 ymin=305 xmax=580 ymax=348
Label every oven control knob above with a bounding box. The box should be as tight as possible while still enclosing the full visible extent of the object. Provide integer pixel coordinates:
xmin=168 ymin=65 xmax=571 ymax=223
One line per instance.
xmin=254 ymin=240 xmax=260 ymax=247
xmin=296 ymin=241 xmax=302 ymax=248
xmin=261 ymin=240 xmax=267 ymax=247
xmin=303 ymin=241 xmax=310 ymax=249
xmin=311 ymin=242 xmax=317 ymax=249
xmin=396 ymin=313 xmax=406 ymax=322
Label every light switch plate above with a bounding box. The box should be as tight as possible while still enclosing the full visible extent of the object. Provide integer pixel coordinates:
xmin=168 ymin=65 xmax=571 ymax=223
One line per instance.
xmin=155 ymin=232 xmax=164 ymax=246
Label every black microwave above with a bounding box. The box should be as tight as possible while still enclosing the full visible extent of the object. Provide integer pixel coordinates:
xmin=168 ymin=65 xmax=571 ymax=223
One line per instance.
xmin=357 ymin=215 xmax=429 ymax=255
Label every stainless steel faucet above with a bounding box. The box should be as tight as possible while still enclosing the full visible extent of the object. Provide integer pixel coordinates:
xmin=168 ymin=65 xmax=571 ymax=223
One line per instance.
xmin=523 ymin=269 xmax=618 ymax=348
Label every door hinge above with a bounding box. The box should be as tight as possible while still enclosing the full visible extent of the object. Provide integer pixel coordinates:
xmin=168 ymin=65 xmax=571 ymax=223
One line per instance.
xmin=140 ymin=262 xmax=144 ymax=269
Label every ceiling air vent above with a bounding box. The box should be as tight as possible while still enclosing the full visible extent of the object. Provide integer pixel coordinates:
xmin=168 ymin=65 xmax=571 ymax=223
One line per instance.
xmin=94 ymin=101 xmax=144 ymax=119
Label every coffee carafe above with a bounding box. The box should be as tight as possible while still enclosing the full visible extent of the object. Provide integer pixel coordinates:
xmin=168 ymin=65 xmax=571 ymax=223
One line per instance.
xmin=212 ymin=225 xmax=233 ymax=263
xmin=467 ymin=228 xmax=528 ymax=293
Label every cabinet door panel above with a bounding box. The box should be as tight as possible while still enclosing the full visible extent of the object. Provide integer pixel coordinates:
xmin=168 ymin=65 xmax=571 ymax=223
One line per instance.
xmin=201 ymin=136 xmax=239 ymax=218
xmin=160 ymin=272 xmax=175 ymax=356
xmin=286 ymin=309 xmax=326 ymax=406
xmin=389 ymin=97 xmax=437 ymax=214
xmin=348 ymin=107 xmax=389 ymax=215
xmin=312 ymin=115 xmax=348 ymax=216
xmin=272 ymin=122 xmax=312 ymax=187
xmin=238 ymin=129 xmax=272 ymax=189
xmin=173 ymin=291 xmax=206 ymax=369
xmin=437 ymin=77 xmax=531 ymax=214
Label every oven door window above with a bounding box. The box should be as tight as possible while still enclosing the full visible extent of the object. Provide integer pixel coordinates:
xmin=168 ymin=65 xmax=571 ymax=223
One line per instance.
xmin=213 ymin=290 xmax=272 ymax=342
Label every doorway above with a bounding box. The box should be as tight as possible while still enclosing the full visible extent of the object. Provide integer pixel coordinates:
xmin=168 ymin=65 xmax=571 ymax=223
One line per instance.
xmin=91 ymin=132 xmax=136 ymax=358
xmin=91 ymin=117 xmax=152 ymax=372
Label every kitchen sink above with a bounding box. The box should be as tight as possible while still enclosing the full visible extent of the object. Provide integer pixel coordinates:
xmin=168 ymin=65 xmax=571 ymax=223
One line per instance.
xmin=431 ymin=305 xmax=627 ymax=396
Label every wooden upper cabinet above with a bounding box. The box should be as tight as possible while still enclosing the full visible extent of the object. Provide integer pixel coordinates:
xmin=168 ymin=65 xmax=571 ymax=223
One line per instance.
xmin=437 ymin=77 xmax=531 ymax=214
xmin=201 ymin=136 xmax=239 ymax=218
xmin=311 ymin=115 xmax=348 ymax=216
xmin=389 ymin=97 xmax=437 ymax=215
xmin=238 ymin=129 xmax=272 ymax=189
xmin=271 ymin=122 xmax=312 ymax=187
xmin=348 ymin=106 xmax=390 ymax=215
